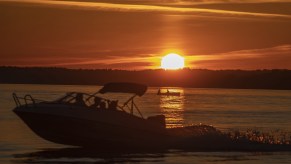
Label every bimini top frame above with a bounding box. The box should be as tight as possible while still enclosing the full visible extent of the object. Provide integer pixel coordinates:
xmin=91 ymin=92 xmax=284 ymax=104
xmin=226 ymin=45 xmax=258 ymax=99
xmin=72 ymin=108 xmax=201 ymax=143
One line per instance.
xmin=93 ymin=82 xmax=147 ymax=118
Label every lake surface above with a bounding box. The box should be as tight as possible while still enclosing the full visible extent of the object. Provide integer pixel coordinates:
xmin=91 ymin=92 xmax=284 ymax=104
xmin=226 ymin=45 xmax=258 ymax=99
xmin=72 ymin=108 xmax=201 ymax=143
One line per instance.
xmin=1 ymin=84 xmax=291 ymax=163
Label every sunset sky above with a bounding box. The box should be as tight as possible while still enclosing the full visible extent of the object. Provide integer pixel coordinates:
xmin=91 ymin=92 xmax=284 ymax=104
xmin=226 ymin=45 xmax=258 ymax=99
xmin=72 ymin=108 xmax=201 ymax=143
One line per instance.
xmin=1 ymin=0 xmax=291 ymax=70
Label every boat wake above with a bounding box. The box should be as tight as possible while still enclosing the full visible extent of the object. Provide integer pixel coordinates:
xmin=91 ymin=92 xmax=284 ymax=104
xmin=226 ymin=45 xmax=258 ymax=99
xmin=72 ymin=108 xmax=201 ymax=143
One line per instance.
xmin=11 ymin=125 xmax=291 ymax=164
xmin=167 ymin=124 xmax=291 ymax=151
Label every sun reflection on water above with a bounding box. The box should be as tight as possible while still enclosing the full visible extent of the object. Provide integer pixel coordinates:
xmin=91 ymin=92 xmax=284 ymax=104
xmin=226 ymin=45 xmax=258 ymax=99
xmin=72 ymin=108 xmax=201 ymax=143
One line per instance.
xmin=159 ymin=88 xmax=185 ymax=128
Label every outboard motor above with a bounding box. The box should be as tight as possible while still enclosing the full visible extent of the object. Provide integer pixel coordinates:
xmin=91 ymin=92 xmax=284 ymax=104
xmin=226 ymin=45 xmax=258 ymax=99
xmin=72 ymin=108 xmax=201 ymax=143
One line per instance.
xmin=147 ymin=115 xmax=166 ymax=128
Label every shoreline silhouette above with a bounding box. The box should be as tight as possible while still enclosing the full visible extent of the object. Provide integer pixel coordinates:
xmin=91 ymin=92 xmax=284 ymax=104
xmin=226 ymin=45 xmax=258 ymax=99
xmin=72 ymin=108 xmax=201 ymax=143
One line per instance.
xmin=1 ymin=66 xmax=291 ymax=90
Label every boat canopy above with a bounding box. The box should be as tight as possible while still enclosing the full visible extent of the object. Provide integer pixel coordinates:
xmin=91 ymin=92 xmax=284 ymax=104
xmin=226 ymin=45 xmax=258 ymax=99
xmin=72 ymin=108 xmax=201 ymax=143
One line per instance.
xmin=99 ymin=82 xmax=147 ymax=96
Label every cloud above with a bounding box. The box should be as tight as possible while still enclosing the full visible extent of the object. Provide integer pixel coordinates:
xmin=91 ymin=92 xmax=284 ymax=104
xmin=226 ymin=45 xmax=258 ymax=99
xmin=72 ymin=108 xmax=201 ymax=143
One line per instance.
xmin=0 ymin=53 xmax=160 ymax=69
xmin=173 ymin=0 xmax=291 ymax=4
xmin=54 ymin=55 xmax=160 ymax=69
xmin=2 ymin=0 xmax=291 ymax=19
xmin=6 ymin=45 xmax=291 ymax=70
xmin=189 ymin=45 xmax=291 ymax=69
xmin=2 ymin=44 xmax=291 ymax=70
xmin=210 ymin=44 xmax=291 ymax=59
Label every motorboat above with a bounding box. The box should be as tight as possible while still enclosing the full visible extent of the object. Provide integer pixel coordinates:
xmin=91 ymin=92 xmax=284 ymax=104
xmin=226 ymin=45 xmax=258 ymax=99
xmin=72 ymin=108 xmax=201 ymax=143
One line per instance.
xmin=13 ymin=82 xmax=169 ymax=149
xmin=13 ymin=82 xmax=225 ymax=150
xmin=157 ymin=89 xmax=180 ymax=96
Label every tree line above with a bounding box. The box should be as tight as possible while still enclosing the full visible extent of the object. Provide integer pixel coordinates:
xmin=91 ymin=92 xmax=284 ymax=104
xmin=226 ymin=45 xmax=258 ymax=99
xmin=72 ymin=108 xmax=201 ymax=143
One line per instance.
xmin=1 ymin=66 xmax=291 ymax=90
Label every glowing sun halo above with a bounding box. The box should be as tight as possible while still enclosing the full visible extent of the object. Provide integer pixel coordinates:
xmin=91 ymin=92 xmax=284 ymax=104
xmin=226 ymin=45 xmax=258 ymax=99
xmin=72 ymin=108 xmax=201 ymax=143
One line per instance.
xmin=161 ymin=53 xmax=185 ymax=70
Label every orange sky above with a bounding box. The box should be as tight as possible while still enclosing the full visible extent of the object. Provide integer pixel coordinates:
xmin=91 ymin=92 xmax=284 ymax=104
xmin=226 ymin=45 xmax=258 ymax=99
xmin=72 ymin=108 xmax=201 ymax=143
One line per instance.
xmin=1 ymin=0 xmax=291 ymax=70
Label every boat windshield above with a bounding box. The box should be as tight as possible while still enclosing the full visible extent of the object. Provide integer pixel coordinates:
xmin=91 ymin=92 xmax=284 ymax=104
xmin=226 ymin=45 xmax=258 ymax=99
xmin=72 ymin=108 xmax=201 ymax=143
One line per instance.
xmin=55 ymin=92 xmax=120 ymax=110
xmin=54 ymin=82 xmax=146 ymax=117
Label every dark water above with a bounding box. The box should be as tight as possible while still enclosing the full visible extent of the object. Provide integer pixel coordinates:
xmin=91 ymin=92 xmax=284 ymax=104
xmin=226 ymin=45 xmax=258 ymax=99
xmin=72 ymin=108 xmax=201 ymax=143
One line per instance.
xmin=1 ymin=84 xmax=291 ymax=163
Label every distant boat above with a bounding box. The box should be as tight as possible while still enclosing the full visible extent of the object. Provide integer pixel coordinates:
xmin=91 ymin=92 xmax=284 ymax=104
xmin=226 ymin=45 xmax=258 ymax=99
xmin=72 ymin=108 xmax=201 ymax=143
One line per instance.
xmin=157 ymin=89 xmax=180 ymax=96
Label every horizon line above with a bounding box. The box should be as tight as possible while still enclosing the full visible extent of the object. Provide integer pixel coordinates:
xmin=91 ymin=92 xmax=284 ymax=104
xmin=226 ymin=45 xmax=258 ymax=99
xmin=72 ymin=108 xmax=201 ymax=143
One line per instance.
xmin=1 ymin=66 xmax=291 ymax=71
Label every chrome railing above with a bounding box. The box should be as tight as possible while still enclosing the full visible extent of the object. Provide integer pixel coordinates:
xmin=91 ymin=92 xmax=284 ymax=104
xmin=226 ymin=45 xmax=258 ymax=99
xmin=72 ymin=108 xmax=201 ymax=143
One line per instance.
xmin=12 ymin=93 xmax=36 ymax=107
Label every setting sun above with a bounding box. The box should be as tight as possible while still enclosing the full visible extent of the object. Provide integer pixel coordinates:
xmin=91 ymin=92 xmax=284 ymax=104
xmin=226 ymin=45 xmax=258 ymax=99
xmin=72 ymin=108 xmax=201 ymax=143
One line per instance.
xmin=161 ymin=53 xmax=185 ymax=70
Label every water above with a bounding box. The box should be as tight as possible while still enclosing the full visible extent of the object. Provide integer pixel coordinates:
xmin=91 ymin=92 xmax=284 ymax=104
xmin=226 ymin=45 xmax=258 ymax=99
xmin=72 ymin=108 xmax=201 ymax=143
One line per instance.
xmin=1 ymin=84 xmax=291 ymax=163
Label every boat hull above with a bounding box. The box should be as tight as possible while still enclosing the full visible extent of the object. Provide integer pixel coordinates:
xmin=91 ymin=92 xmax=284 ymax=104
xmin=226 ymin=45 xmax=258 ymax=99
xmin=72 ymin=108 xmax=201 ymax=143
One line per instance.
xmin=14 ymin=104 xmax=168 ymax=148
xmin=157 ymin=92 xmax=180 ymax=96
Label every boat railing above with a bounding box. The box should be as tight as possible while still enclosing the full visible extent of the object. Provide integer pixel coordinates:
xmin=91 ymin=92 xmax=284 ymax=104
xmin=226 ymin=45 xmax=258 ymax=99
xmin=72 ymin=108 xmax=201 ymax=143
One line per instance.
xmin=12 ymin=93 xmax=21 ymax=107
xmin=120 ymin=95 xmax=144 ymax=119
xmin=13 ymin=93 xmax=38 ymax=107
xmin=24 ymin=94 xmax=36 ymax=106
xmin=13 ymin=91 xmax=144 ymax=118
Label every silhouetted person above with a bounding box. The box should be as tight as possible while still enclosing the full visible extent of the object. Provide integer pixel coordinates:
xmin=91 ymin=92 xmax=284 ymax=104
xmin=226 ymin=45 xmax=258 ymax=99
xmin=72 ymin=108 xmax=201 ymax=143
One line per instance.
xmin=75 ymin=93 xmax=86 ymax=106
xmin=157 ymin=89 xmax=161 ymax=95
xmin=99 ymin=101 xmax=106 ymax=110
xmin=167 ymin=89 xmax=170 ymax=94
xmin=108 ymin=100 xmax=118 ymax=110
xmin=91 ymin=96 xmax=102 ymax=109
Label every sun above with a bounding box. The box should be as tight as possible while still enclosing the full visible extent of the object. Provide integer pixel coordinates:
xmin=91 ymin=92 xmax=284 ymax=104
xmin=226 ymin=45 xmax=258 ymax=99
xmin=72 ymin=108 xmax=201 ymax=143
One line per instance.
xmin=161 ymin=53 xmax=185 ymax=70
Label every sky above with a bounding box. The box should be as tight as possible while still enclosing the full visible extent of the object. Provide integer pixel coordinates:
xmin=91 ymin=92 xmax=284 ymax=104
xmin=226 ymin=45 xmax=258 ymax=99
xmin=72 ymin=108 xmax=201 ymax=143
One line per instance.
xmin=1 ymin=0 xmax=291 ymax=70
